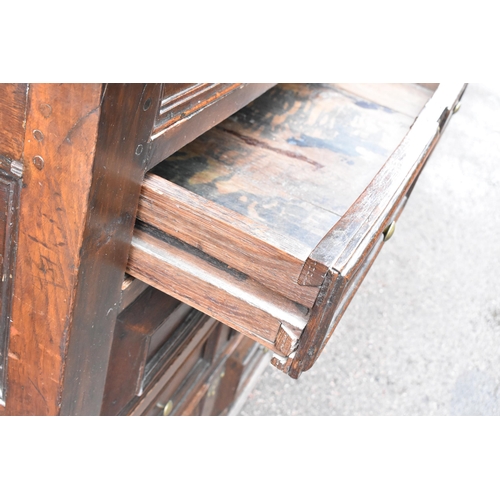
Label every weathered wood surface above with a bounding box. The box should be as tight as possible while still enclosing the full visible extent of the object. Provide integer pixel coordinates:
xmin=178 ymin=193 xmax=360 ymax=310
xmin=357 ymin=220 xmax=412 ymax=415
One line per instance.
xmin=288 ymin=84 xmax=467 ymax=378
xmin=0 ymin=84 xmax=28 ymax=161
xmin=101 ymin=286 xmax=188 ymax=415
xmin=0 ymin=86 xmax=28 ymax=400
xmin=59 ymin=84 xmax=161 ymax=415
xmin=132 ymin=83 xmax=466 ymax=379
xmin=210 ymin=335 xmax=257 ymax=416
xmin=128 ymin=223 xmax=308 ymax=350
xmin=153 ymin=84 xmax=241 ymax=137
xmin=142 ymin=83 xmax=423 ymax=307
xmin=120 ymin=274 xmax=149 ymax=313
xmin=129 ymin=317 xmax=231 ymax=416
xmin=151 ymin=83 xmax=416 ymax=246
xmin=0 ymin=84 xmax=163 ymax=416
xmin=0 ymin=82 xmax=281 ymax=415
xmin=147 ymin=83 xmax=275 ymax=167
xmin=0 ymin=84 xmax=104 ymax=415
xmin=0 ymin=169 xmax=22 ymax=403
xmin=299 ymin=83 xmax=467 ymax=286
xmin=138 ymin=173 xmax=318 ymax=307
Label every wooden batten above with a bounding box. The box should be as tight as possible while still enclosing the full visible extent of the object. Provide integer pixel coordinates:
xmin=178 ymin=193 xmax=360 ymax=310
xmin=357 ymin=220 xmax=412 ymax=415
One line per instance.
xmin=127 ymin=224 xmax=309 ymax=353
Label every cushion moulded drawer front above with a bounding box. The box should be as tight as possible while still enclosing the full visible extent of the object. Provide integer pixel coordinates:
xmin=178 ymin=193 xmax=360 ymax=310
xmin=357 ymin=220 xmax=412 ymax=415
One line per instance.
xmin=127 ymin=83 xmax=467 ymax=379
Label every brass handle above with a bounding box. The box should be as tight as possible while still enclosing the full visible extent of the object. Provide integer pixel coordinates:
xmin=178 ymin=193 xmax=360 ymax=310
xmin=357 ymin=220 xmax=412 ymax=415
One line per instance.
xmin=453 ymin=101 xmax=461 ymax=114
xmin=156 ymin=399 xmax=173 ymax=416
xmin=383 ymin=221 xmax=396 ymax=241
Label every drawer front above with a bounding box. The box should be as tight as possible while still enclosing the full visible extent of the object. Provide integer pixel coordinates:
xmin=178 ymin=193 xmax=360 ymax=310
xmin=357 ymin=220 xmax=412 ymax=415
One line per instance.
xmin=140 ymin=322 xmax=235 ymax=416
xmin=142 ymin=331 xmax=266 ymax=416
xmin=104 ymin=277 xmax=253 ymax=416
xmin=102 ymin=283 xmax=215 ymax=415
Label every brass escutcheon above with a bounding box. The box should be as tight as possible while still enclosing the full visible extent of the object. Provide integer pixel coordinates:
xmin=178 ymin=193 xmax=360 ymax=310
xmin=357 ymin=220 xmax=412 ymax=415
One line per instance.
xmin=383 ymin=221 xmax=396 ymax=241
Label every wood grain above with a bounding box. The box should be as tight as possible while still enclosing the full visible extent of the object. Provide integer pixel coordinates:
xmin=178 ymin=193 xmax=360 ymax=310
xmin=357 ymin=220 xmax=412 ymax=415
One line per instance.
xmin=153 ymin=83 xmax=241 ymax=136
xmin=1 ymin=84 xmax=103 ymax=415
xmin=289 ymin=84 xmax=467 ymax=378
xmin=0 ymin=169 xmax=22 ymax=403
xmin=299 ymin=83 xmax=466 ymax=285
xmin=101 ymin=286 xmax=191 ymax=416
xmin=0 ymin=83 xmax=162 ymax=415
xmin=127 ymin=224 xmax=309 ymax=350
xmin=143 ymin=83 xmax=420 ymax=307
xmin=147 ymin=83 xmax=275 ymax=167
xmin=120 ymin=275 xmax=149 ymax=313
xmin=129 ymin=315 xmax=220 ymax=415
xmin=59 ymin=84 xmax=162 ymax=415
xmin=0 ymin=84 xmax=28 ymax=161
xmin=138 ymin=172 xmax=318 ymax=307
xmin=156 ymin=84 xmax=415 ymax=247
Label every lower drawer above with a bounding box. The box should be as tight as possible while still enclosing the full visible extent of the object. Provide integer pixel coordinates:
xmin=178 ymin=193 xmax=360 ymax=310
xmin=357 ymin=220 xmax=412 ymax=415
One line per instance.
xmin=102 ymin=279 xmax=265 ymax=416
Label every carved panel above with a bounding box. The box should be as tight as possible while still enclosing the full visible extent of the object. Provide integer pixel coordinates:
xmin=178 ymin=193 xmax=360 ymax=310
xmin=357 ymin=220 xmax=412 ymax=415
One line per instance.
xmin=151 ymin=83 xmax=242 ymax=140
xmin=0 ymin=157 xmax=22 ymax=404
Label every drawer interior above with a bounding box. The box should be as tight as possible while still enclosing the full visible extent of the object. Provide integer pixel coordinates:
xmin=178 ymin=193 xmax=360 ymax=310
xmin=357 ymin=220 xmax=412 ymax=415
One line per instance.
xmin=135 ymin=83 xmax=433 ymax=307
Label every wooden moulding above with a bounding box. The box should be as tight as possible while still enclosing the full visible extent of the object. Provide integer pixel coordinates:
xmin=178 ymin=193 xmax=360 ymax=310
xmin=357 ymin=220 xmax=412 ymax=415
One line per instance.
xmin=129 ymin=83 xmax=467 ymax=379
xmin=147 ymin=83 xmax=276 ymax=168
xmin=0 ymin=166 xmax=23 ymax=404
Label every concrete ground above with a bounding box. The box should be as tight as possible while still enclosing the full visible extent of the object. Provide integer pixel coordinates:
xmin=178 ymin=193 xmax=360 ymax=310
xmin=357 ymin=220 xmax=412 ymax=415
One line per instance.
xmin=239 ymin=83 xmax=500 ymax=416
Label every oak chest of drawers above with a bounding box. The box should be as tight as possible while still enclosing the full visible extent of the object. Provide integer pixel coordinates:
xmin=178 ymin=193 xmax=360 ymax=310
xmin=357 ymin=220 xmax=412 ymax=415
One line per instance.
xmin=0 ymin=83 xmax=465 ymax=415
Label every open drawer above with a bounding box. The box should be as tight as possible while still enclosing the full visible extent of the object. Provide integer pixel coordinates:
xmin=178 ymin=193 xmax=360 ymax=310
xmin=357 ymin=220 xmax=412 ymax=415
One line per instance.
xmin=127 ymin=83 xmax=466 ymax=379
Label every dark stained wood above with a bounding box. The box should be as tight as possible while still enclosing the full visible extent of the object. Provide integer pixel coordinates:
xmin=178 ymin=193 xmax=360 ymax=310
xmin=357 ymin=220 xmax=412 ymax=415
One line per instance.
xmin=288 ymin=84 xmax=467 ymax=378
xmin=153 ymin=83 xmax=242 ymax=136
xmin=225 ymin=345 xmax=270 ymax=416
xmin=299 ymin=83 xmax=466 ymax=286
xmin=138 ymin=171 xmax=318 ymax=307
xmin=60 ymin=84 xmax=162 ymax=415
xmin=0 ymin=84 xmax=28 ymax=161
xmin=101 ymin=286 xmax=187 ymax=416
xmin=141 ymin=84 xmax=422 ymax=306
xmin=0 ymin=116 xmax=27 ymax=404
xmin=128 ymin=223 xmax=308 ymax=350
xmin=120 ymin=274 xmax=149 ymax=313
xmin=0 ymin=81 xmax=467 ymax=415
xmin=153 ymin=84 xmax=415 ymax=243
xmin=0 ymin=168 xmax=22 ymax=404
xmin=129 ymin=83 xmax=466 ymax=380
xmin=210 ymin=335 xmax=256 ymax=415
xmin=0 ymin=84 xmax=165 ymax=416
xmin=131 ymin=316 xmax=223 ymax=416
xmin=127 ymin=312 xmax=218 ymax=415
xmin=146 ymin=338 xmax=209 ymax=416
xmin=147 ymin=83 xmax=275 ymax=167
